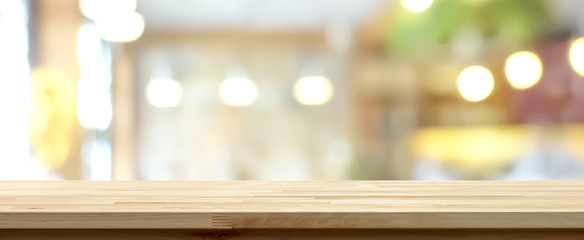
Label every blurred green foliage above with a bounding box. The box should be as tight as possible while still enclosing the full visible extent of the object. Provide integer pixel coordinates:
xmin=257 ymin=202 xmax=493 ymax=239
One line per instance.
xmin=385 ymin=0 xmax=552 ymax=59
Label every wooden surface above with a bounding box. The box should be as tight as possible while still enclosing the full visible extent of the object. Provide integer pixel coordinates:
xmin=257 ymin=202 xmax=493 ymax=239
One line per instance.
xmin=1 ymin=181 xmax=584 ymax=229
xmin=3 ymin=229 xmax=584 ymax=240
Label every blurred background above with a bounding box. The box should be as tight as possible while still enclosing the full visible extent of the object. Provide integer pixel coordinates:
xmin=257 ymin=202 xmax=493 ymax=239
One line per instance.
xmin=2 ymin=0 xmax=584 ymax=180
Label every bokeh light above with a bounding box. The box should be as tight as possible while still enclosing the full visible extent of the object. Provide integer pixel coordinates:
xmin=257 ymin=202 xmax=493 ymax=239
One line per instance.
xmin=79 ymin=0 xmax=137 ymax=20
xmin=145 ymin=78 xmax=183 ymax=108
xmin=569 ymin=37 xmax=584 ymax=77
xmin=96 ymin=12 xmax=144 ymax=42
xmin=293 ymin=76 xmax=334 ymax=105
xmin=76 ymin=23 xmax=112 ymax=130
xmin=77 ymin=24 xmax=106 ymax=76
xmin=457 ymin=65 xmax=494 ymax=102
xmin=15 ymin=0 xmax=584 ymax=181
xmin=219 ymin=77 xmax=258 ymax=106
xmin=401 ymin=0 xmax=433 ymax=13
xmin=77 ymin=78 xmax=113 ymax=130
xmin=505 ymin=51 xmax=542 ymax=89
xmin=81 ymin=139 xmax=112 ymax=180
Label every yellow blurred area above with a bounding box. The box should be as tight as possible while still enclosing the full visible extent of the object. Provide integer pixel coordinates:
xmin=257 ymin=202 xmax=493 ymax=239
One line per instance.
xmin=28 ymin=67 xmax=77 ymax=169
xmin=412 ymin=125 xmax=528 ymax=174
xmin=413 ymin=125 xmax=584 ymax=175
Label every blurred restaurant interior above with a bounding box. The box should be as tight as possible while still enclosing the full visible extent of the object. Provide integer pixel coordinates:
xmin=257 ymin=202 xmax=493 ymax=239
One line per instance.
xmin=2 ymin=0 xmax=584 ymax=180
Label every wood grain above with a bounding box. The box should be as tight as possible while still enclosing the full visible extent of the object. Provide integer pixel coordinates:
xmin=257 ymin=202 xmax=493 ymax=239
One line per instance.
xmin=1 ymin=181 xmax=584 ymax=229
xmin=2 ymin=229 xmax=584 ymax=240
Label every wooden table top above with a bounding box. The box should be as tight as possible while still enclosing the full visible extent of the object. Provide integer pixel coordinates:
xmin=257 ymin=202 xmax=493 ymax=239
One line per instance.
xmin=1 ymin=181 xmax=583 ymax=229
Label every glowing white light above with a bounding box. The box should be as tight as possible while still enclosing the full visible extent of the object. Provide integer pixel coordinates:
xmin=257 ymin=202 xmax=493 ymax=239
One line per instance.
xmin=96 ymin=12 xmax=144 ymax=42
xmin=569 ymin=37 xmax=584 ymax=77
xmin=0 ymin=0 xmax=28 ymax=56
xmin=401 ymin=0 xmax=433 ymax=13
xmin=145 ymin=79 xmax=183 ymax=108
xmin=0 ymin=57 xmax=31 ymax=175
xmin=79 ymin=0 xmax=136 ymax=20
xmin=76 ymin=85 xmax=113 ymax=130
xmin=219 ymin=77 xmax=257 ymax=106
xmin=76 ymin=24 xmax=112 ymax=130
xmin=77 ymin=24 xmax=102 ymax=74
xmin=82 ymin=139 xmax=112 ymax=180
xmin=293 ymin=76 xmax=334 ymax=105
xmin=0 ymin=0 xmax=34 ymax=179
xmin=77 ymin=23 xmax=112 ymax=88
xmin=505 ymin=51 xmax=542 ymax=90
xmin=457 ymin=66 xmax=494 ymax=102
xmin=77 ymin=99 xmax=113 ymax=131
